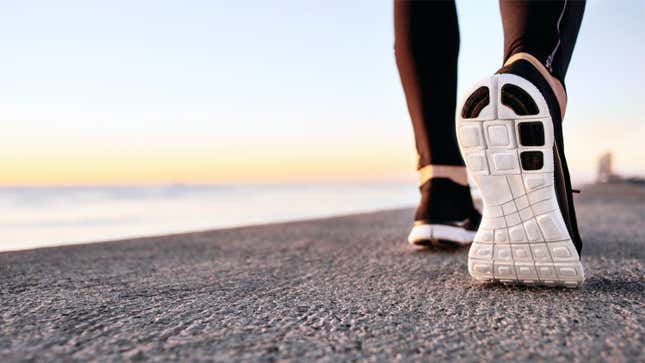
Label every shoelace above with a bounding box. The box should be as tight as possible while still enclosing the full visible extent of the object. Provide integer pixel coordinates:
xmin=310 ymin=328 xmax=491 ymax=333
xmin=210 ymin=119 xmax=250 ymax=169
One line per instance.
xmin=572 ymin=189 xmax=581 ymax=194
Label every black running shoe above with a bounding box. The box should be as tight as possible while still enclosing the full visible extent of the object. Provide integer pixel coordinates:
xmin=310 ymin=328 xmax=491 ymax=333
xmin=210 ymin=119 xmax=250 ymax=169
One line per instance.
xmin=408 ymin=177 xmax=481 ymax=247
xmin=456 ymin=53 xmax=584 ymax=287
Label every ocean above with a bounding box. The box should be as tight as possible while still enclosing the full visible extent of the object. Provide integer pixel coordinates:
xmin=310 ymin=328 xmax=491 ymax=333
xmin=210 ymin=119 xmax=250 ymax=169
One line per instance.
xmin=0 ymin=184 xmax=419 ymax=252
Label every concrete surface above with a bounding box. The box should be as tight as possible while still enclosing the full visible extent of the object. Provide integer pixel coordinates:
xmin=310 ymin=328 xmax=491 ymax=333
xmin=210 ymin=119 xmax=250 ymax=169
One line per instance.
xmin=1 ymin=183 xmax=643 ymax=362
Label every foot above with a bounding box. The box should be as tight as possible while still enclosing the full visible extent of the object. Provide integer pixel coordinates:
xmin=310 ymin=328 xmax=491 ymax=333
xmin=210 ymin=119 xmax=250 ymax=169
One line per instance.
xmin=408 ymin=177 xmax=481 ymax=247
xmin=456 ymin=53 xmax=584 ymax=287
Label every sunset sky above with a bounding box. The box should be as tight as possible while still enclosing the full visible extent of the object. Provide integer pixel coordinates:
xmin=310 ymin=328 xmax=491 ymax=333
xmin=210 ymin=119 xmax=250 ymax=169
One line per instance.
xmin=1 ymin=0 xmax=643 ymax=186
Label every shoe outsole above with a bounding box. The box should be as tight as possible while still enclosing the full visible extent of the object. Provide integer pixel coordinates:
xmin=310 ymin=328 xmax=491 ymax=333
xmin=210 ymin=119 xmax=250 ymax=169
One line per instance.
xmin=456 ymin=74 xmax=584 ymax=288
xmin=408 ymin=224 xmax=476 ymax=247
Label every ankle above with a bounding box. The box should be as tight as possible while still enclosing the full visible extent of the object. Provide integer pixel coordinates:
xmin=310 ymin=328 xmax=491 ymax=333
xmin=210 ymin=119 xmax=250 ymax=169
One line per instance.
xmin=417 ymin=164 xmax=468 ymax=187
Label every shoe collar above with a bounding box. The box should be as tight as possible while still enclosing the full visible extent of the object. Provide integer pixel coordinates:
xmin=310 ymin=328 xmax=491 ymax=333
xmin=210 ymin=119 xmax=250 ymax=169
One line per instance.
xmin=504 ymin=52 xmax=567 ymax=120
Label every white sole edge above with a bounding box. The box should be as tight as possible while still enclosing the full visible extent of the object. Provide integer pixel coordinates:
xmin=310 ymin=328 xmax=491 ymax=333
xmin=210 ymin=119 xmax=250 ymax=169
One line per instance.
xmin=408 ymin=224 xmax=476 ymax=246
xmin=457 ymin=74 xmax=584 ymax=288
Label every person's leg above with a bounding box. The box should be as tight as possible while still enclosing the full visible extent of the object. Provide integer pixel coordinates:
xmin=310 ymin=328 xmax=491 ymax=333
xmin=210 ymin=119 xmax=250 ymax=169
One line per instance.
xmin=394 ymin=0 xmax=462 ymax=169
xmin=500 ymin=0 xmax=586 ymax=84
xmin=394 ymin=0 xmax=480 ymax=246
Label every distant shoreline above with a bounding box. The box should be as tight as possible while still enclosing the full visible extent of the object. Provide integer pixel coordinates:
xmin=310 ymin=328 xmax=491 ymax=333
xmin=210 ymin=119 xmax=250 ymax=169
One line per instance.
xmin=0 ymin=206 xmax=415 ymax=255
xmin=0 ymin=183 xmax=420 ymax=253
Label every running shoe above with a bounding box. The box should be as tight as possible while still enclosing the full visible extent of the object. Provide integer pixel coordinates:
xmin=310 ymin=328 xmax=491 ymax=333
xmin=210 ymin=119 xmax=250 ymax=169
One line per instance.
xmin=456 ymin=52 xmax=584 ymax=287
xmin=408 ymin=176 xmax=481 ymax=247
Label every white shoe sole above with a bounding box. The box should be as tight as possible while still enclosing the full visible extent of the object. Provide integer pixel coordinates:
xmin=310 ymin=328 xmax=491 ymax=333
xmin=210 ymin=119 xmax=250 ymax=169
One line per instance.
xmin=408 ymin=224 xmax=476 ymax=247
xmin=456 ymin=74 xmax=584 ymax=287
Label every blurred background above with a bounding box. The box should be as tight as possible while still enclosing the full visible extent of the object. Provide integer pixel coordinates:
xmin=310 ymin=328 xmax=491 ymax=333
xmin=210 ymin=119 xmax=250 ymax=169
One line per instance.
xmin=1 ymin=0 xmax=643 ymax=251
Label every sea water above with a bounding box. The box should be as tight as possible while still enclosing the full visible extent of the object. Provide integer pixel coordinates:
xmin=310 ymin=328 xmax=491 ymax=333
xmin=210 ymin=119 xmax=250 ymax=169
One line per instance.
xmin=0 ymin=184 xmax=418 ymax=252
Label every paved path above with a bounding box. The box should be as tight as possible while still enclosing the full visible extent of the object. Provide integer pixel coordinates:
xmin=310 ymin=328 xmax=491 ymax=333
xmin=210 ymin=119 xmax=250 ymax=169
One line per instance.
xmin=1 ymin=183 xmax=643 ymax=362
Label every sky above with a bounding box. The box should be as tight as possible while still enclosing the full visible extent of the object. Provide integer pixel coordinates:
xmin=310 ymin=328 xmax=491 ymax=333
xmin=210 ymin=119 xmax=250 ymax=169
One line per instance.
xmin=1 ymin=0 xmax=643 ymax=186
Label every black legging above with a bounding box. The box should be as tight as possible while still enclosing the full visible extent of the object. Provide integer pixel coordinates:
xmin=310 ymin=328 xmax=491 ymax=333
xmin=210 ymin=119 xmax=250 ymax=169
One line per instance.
xmin=395 ymin=0 xmax=585 ymax=170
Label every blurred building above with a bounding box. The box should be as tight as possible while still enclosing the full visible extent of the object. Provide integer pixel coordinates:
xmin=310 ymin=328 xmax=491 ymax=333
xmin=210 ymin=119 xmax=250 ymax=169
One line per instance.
xmin=597 ymin=152 xmax=645 ymax=185
xmin=597 ymin=153 xmax=614 ymax=183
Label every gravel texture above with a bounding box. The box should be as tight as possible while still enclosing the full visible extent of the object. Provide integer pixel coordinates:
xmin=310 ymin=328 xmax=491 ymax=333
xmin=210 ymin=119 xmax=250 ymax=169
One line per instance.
xmin=1 ymin=183 xmax=643 ymax=362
